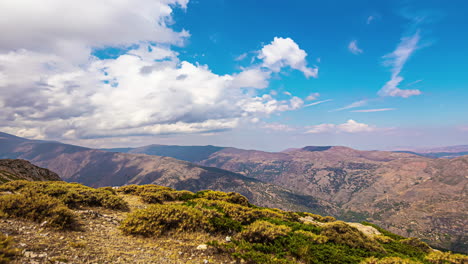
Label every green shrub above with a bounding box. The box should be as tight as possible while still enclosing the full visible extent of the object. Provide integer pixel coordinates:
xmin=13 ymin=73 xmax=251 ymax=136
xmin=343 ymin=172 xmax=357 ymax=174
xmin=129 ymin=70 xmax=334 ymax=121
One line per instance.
xmin=399 ymin=238 xmax=431 ymax=254
xmin=118 ymin=184 xmax=172 ymax=195
xmin=120 ymin=204 xmax=208 ymax=236
xmin=360 ymin=256 xmax=421 ymax=264
xmin=139 ymin=190 xmax=195 ymax=204
xmin=375 ymin=235 xmax=394 ymax=244
xmin=237 ymin=220 xmax=291 ymax=243
xmin=425 ymin=250 xmax=468 ymax=264
xmin=293 ymin=230 xmax=329 ymax=244
xmin=118 ymin=184 xmax=194 ymax=204
xmin=0 ymin=192 xmax=77 ymax=229
xmin=299 ymin=212 xmax=336 ymax=223
xmin=192 ymin=198 xmax=286 ymax=225
xmin=0 ymin=181 xmax=128 ymax=211
xmin=194 ymin=190 xmax=250 ymax=206
xmin=0 ymin=232 xmax=19 ymax=264
xmin=321 ymin=221 xmax=386 ymax=253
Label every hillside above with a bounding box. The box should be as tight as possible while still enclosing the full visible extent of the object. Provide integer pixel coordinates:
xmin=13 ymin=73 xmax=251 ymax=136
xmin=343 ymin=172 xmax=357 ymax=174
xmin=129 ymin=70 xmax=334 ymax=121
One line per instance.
xmin=1 ymin=180 xmax=466 ymax=264
xmin=1 ymin=132 xmax=466 ymax=253
xmin=0 ymin=132 xmax=330 ymax=215
xmin=195 ymin=146 xmax=468 ymax=253
xmin=0 ymin=159 xmax=61 ymax=183
xmin=104 ymin=144 xmax=226 ymax=163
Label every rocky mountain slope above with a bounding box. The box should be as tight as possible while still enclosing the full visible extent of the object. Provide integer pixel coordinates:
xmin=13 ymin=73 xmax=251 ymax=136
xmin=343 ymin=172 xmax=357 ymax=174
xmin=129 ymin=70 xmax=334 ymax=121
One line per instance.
xmin=108 ymin=143 xmax=468 ymax=253
xmin=0 ymin=132 xmax=329 ymax=215
xmin=195 ymin=146 xmax=468 ymax=253
xmin=0 ymin=159 xmax=61 ymax=182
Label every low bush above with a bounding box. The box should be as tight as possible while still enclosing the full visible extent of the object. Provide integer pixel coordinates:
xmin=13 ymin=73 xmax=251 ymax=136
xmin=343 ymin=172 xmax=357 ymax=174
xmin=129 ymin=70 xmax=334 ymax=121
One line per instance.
xmin=237 ymin=220 xmax=291 ymax=243
xmin=0 ymin=232 xmax=19 ymax=264
xmin=118 ymin=184 xmax=194 ymax=204
xmin=194 ymin=190 xmax=250 ymax=206
xmin=0 ymin=181 xmax=128 ymax=210
xmin=298 ymin=212 xmax=336 ymax=223
xmin=120 ymin=204 xmax=208 ymax=236
xmin=360 ymin=256 xmax=421 ymax=264
xmin=192 ymin=198 xmax=286 ymax=224
xmin=321 ymin=221 xmax=386 ymax=253
xmin=0 ymin=192 xmax=77 ymax=229
xmin=118 ymin=184 xmax=172 ymax=195
xmin=400 ymin=238 xmax=431 ymax=254
xmin=425 ymin=250 xmax=468 ymax=264
xmin=293 ymin=230 xmax=329 ymax=244
xmin=139 ymin=190 xmax=195 ymax=204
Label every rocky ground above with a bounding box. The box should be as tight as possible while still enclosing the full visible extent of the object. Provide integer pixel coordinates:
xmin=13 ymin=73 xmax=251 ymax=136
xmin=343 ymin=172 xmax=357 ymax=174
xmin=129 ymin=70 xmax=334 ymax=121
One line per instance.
xmin=0 ymin=195 xmax=234 ymax=264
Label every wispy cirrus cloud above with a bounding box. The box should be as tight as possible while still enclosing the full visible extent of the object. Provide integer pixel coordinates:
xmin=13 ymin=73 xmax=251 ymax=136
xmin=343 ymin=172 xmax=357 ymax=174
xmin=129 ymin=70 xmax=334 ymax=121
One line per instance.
xmin=304 ymin=99 xmax=333 ymax=107
xmin=378 ymin=31 xmax=422 ymax=98
xmin=348 ymin=40 xmax=363 ymax=55
xmin=367 ymin=16 xmax=375 ymax=24
xmin=333 ymin=99 xmax=367 ymax=111
xmin=351 ymin=108 xmax=395 ymax=113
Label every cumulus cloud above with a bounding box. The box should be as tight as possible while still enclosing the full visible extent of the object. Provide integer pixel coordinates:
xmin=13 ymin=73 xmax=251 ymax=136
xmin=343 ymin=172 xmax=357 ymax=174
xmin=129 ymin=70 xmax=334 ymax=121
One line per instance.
xmin=0 ymin=0 xmax=189 ymax=63
xmin=306 ymin=120 xmax=379 ymax=134
xmin=258 ymin=37 xmax=318 ymax=78
xmin=0 ymin=1 xmax=318 ymax=142
xmin=348 ymin=40 xmax=363 ymax=54
xmin=378 ymin=31 xmax=422 ymax=98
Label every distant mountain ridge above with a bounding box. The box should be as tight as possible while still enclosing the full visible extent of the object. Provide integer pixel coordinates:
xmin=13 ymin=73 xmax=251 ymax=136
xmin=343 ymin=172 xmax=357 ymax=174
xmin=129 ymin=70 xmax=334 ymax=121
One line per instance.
xmin=0 ymin=132 xmax=331 ymax=215
xmin=1 ymin=132 xmax=467 ymax=253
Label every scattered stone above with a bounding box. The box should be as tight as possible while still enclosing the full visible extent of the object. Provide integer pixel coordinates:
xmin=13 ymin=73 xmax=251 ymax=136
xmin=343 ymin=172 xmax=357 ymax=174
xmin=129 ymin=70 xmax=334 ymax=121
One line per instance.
xmin=196 ymin=244 xmax=208 ymax=250
xmin=348 ymin=223 xmax=382 ymax=237
xmin=225 ymin=236 xmax=232 ymax=242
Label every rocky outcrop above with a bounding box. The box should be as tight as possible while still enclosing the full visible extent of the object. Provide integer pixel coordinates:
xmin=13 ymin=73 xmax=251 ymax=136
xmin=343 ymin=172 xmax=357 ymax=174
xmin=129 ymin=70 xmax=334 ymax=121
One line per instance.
xmin=0 ymin=159 xmax=61 ymax=182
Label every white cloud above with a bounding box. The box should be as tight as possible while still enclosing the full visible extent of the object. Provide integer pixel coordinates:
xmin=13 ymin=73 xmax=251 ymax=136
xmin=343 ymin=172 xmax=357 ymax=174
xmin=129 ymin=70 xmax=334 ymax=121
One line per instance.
xmin=235 ymin=53 xmax=248 ymax=61
xmin=367 ymin=16 xmax=375 ymax=24
xmin=0 ymin=1 xmax=317 ymax=141
xmin=351 ymin=108 xmax=395 ymax=113
xmin=333 ymin=100 xmax=367 ymax=111
xmin=306 ymin=92 xmax=320 ymax=101
xmin=258 ymin=37 xmax=318 ymax=78
xmin=306 ymin=120 xmax=379 ymax=134
xmin=0 ymin=0 xmax=189 ymax=63
xmin=283 ymin=91 xmax=292 ymax=96
xmin=348 ymin=40 xmax=363 ymax=54
xmin=261 ymin=122 xmax=295 ymax=132
xmin=378 ymin=31 xmax=422 ymax=98
xmin=306 ymin=123 xmax=337 ymax=134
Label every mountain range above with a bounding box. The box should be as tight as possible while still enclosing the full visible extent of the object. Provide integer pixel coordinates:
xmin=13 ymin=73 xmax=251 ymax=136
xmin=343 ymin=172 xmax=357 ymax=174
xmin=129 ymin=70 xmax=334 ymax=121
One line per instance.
xmin=1 ymin=131 xmax=466 ymax=253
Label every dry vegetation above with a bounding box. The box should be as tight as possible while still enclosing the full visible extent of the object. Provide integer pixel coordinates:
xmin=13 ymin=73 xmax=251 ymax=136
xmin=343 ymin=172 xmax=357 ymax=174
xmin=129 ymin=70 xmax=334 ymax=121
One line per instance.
xmin=0 ymin=180 xmax=467 ymax=264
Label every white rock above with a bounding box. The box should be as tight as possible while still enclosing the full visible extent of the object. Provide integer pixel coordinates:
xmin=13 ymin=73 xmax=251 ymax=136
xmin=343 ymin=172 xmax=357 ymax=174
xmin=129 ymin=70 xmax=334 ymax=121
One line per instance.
xmin=196 ymin=244 xmax=208 ymax=250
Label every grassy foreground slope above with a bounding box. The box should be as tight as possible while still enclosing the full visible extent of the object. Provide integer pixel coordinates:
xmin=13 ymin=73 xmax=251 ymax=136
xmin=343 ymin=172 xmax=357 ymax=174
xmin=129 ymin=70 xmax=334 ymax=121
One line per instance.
xmin=0 ymin=181 xmax=466 ymax=264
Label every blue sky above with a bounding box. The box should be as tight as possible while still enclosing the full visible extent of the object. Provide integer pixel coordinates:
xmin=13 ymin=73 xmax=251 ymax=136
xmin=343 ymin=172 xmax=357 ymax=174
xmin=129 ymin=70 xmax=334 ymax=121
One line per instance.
xmin=0 ymin=0 xmax=467 ymax=150
xmin=168 ymin=0 xmax=468 ymax=126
